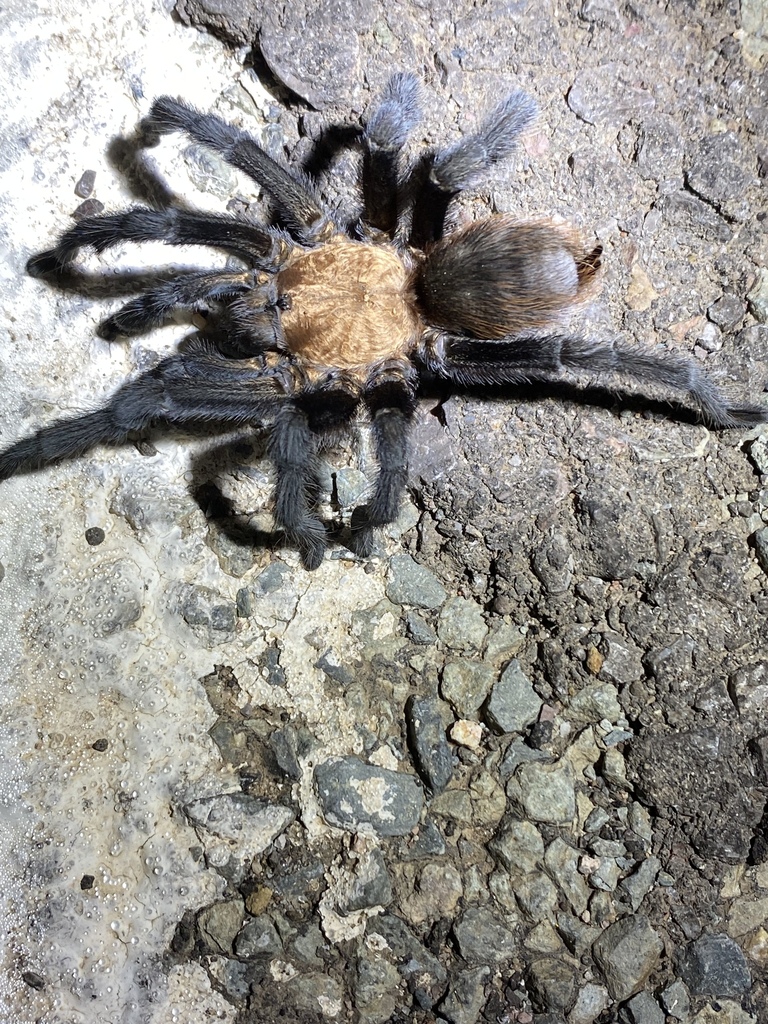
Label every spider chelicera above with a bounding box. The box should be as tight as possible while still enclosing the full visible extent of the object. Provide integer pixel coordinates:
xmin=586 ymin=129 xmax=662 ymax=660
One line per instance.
xmin=2 ymin=73 xmax=764 ymax=568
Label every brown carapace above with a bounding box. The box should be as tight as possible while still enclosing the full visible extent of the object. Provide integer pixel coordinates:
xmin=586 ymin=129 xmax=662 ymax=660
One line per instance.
xmin=4 ymin=74 xmax=764 ymax=568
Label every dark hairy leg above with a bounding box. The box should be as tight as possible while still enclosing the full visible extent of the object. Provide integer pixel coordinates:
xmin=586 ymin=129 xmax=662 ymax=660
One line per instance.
xmin=27 ymin=207 xmax=287 ymax=276
xmin=268 ymin=404 xmax=328 ymax=570
xmin=0 ymin=340 xmax=292 ymax=480
xmin=362 ymin=72 xmax=421 ymax=236
xmin=349 ymin=365 xmax=416 ymax=557
xmin=410 ymin=89 xmax=538 ymax=246
xmin=140 ymin=98 xmax=329 ymax=242
xmin=420 ymin=331 xmax=768 ymax=428
xmin=98 ymin=269 xmax=257 ymax=340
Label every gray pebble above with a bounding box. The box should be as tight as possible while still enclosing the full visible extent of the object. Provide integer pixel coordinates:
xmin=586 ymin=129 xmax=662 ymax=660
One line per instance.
xmin=484 ymin=659 xmax=542 ymax=734
xmin=453 ymin=905 xmax=518 ymax=964
xmin=234 ymin=915 xmax=282 ymax=958
xmin=677 ymin=933 xmax=751 ymax=997
xmin=342 ymin=846 xmax=392 ymax=912
xmin=619 ymin=855 xmax=660 ymax=912
xmin=527 ymin=957 xmax=578 ymax=1013
xmin=625 ymin=990 xmax=665 ymax=1024
xmin=592 ymin=914 xmax=664 ymax=1000
xmin=196 ymin=899 xmax=245 ymax=955
xmin=314 ymin=756 xmax=423 ymax=836
xmin=386 ymin=552 xmax=447 ymax=609
xmin=437 ymin=597 xmax=488 ymax=651
xmin=748 ymin=267 xmax=768 ymax=324
xmin=441 ymin=659 xmax=495 ymax=716
xmin=660 ymin=979 xmax=690 ymax=1020
xmin=180 ymin=584 xmax=237 ymax=632
xmin=516 ymin=760 xmax=576 ymax=825
xmin=368 ymin=913 xmax=447 ymax=995
xmin=406 ymin=696 xmax=453 ymax=793
xmin=489 ymin=817 xmax=544 ymax=877
xmin=440 ymin=966 xmax=490 ymax=1024
xmin=686 ymin=133 xmax=753 ymax=207
xmin=405 ymin=610 xmax=438 ymax=645
xmin=707 ymin=293 xmax=746 ymax=331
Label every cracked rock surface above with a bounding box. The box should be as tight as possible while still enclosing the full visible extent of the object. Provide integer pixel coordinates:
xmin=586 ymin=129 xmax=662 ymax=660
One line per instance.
xmin=2 ymin=1 xmax=768 ymax=1023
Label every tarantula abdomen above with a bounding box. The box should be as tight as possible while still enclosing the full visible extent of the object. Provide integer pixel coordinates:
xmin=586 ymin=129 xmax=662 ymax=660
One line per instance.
xmin=416 ymin=216 xmax=602 ymax=339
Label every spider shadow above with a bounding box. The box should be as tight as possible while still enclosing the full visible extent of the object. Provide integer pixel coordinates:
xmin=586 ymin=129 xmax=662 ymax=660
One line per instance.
xmin=185 ymin=430 xmax=364 ymax=564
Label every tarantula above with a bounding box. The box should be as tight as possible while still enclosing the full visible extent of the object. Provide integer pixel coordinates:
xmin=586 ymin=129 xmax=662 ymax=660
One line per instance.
xmin=2 ymin=74 xmax=765 ymax=568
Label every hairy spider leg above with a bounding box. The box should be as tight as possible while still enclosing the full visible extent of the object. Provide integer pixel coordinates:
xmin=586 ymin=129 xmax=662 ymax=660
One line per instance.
xmin=98 ymin=269 xmax=259 ymax=340
xmin=140 ymin=98 xmax=329 ymax=243
xmin=271 ymin=375 xmax=365 ymax=569
xmin=409 ymin=89 xmax=539 ymax=247
xmin=419 ymin=331 xmax=768 ymax=428
xmin=27 ymin=208 xmax=287 ymax=277
xmin=362 ymin=72 xmax=422 ymax=236
xmin=349 ymin=362 xmax=417 ymax=557
xmin=0 ymin=339 xmax=291 ymax=481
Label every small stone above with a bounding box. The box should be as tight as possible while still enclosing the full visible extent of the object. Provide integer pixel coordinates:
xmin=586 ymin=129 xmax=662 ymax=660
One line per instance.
xmin=342 ymin=846 xmax=393 ymax=913
xmin=516 ymin=874 xmax=558 ymax=923
xmin=405 ymin=611 xmax=438 ymax=645
xmin=437 ymin=597 xmax=488 ymax=651
xmin=532 ymin=531 xmax=573 ymax=594
xmin=408 ymin=862 xmax=463 ymax=925
xmin=386 ymin=553 xmax=447 ymax=609
xmin=489 ymin=818 xmax=545 ymax=878
xmin=527 ymin=957 xmax=578 ymax=1013
xmin=678 ymin=933 xmax=751 ymax=997
xmin=21 ymin=971 xmax=45 ymax=990
xmin=748 ymin=268 xmax=768 ymax=324
xmin=234 ymin=915 xmax=282 ymax=958
xmin=707 ymin=293 xmax=746 ymax=331
xmin=335 ymin=467 xmax=369 ymax=508
xmin=397 ymin=819 xmax=446 ymax=861
xmin=72 ymin=198 xmax=104 ymax=219
xmin=314 ymin=756 xmax=424 ymax=837
xmin=592 ymin=914 xmax=664 ymax=1000
xmin=626 ymin=991 xmax=665 ymax=1024
xmin=196 ymin=900 xmax=245 ymax=955
xmin=484 ymin=660 xmax=542 ymax=734
xmin=406 ymin=696 xmax=453 ymax=793
xmin=354 ymin=954 xmax=401 ymax=1023
xmin=619 ymin=856 xmax=660 ymax=912
xmin=449 ymin=719 xmax=484 ymax=750
xmin=517 ymin=760 xmax=576 ymax=825
xmin=568 ymin=982 xmax=609 ymax=1024
xmin=686 ymin=133 xmax=753 ymax=208
xmin=660 ymin=980 xmax=691 ymax=1021
xmin=567 ymin=682 xmax=621 ymax=725
xmin=369 ymin=914 xmax=447 ymax=997
xmin=184 ymin=794 xmax=294 ymax=862
xmin=544 ymin=839 xmax=589 ymax=915
xmin=84 ymin=526 xmax=105 ymax=546
xmin=625 ymin=265 xmax=659 ymax=311
xmin=440 ymin=966 xmax=490 ymax=1024
xmin=441 ymin=660 xmax=495 ymax=717
xmin=179 ymin=585 xmax=237 ymax=632
xmin=74 ymin=169 xmax=96 ymax=198
xmin=453 ymin=906 xmax=517 ymax=964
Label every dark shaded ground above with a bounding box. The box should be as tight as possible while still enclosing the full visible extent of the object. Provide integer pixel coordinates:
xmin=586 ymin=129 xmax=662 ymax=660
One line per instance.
xmin=160 ymin=1 xmax=768 ymax=1022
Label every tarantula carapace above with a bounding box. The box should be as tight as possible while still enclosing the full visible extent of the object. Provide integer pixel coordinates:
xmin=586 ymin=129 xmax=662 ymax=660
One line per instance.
xmin=3 ymin=74 xmax=765 ymax=568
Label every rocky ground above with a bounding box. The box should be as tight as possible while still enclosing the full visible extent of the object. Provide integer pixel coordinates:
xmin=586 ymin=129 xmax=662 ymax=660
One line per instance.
xmin=1 ymin=1 xmax=768 ymax=1023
